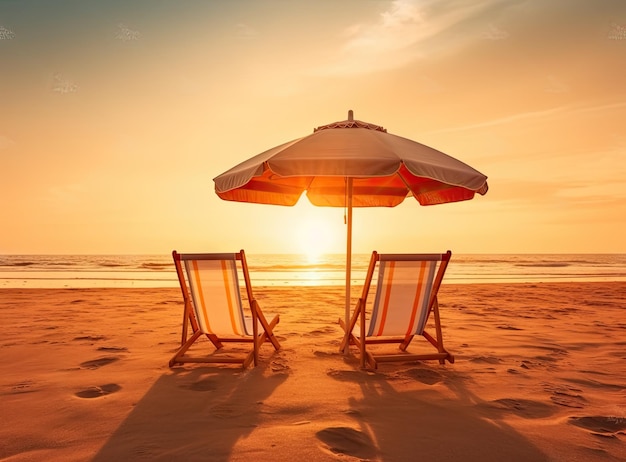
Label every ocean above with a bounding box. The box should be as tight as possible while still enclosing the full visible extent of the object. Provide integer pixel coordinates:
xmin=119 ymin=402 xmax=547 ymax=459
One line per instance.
xmin=1 ymin=253 xmax=625 ymax=289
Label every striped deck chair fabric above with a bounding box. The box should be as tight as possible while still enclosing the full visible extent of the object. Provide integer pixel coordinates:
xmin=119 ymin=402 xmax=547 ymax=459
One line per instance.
xmin=169 ymin=250 xmax=280 ymax=369
xmin=339 ymin=251 xmax=454 ymax=369
xmin=184 ymin=257 xmax=249 ymax=336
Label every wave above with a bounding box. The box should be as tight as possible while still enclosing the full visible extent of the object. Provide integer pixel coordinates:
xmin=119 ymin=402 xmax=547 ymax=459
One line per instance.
xmin=454 ymin=255 xmax=625 ymax=266
xmin=514 ymin=263 xmax=571 ymax=268
xmin=139 ymin=263 xmax=171 ymax=270
xmin=2 ymin=254 xmax=625 ymax=288
xmin=252 ymin=263 xmax=350 ymax=272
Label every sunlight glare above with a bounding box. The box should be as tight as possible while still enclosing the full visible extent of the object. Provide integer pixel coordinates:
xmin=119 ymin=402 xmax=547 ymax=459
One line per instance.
xmin=292 ymin=207 xmax=341 ymax=263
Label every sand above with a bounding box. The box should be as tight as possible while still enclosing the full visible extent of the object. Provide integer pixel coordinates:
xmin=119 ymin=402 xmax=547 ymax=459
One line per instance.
xmin=1 ymin=282 xmax=625 ymax=461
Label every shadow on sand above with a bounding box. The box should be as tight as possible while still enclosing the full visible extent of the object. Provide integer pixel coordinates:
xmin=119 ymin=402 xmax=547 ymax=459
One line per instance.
xmin=92 ymin=364 xmax=287 ymax=461
xmin=325 ymin=361 xmax=550 ymax=461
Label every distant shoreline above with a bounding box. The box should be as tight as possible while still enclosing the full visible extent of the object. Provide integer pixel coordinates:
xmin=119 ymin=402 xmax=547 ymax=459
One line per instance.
xmin=1 ymin=253 xmax=625 ymax=289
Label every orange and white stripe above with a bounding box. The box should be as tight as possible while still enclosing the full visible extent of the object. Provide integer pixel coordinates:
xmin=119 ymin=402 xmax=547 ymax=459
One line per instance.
xmin=367 ymin=259 xmax=437 ymax=337
xmin=184 ymin=258 xmax=247 ymax=336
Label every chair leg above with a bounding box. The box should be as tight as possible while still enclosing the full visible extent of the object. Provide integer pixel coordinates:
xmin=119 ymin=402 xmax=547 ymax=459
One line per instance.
xmin=169 ymin=330 xmax=203 ymax=367
xmin=399 ymin=334 xmax=414 ymax=351
xmin=242 ymin=350 xmax=255 ymax=369
xmin=339 ymin=324 xmax=351 ymax=353
xmin=364 ymin=350 xmax=377 ymax=370
xmin=422 ymin=330 xmax=454 ymax=364
xmin=339 ymin=300 xmax=363 ymax=352
xmin=431 ymin=298 xmax=450 ymax=364
xmin=256 ymin=306 xmax=281 ymax=350
xmin=260 ymin=314 xmax=281 ymax=350
xmin=206 ymin=333 xmax=224 ymax=349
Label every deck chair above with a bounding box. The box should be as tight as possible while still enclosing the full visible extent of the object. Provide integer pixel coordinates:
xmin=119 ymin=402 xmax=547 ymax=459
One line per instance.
xmin=339 ymin=251 xmax=454 ymax=369
xmin=169 ymin=250 xmax=280 ymax=368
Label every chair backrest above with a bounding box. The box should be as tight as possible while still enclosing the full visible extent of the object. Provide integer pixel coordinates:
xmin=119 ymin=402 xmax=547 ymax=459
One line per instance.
xmin=365 ymin=252 xmax=451 ymax=337
xmin=174 ymin=252 xmax=252 ymax=336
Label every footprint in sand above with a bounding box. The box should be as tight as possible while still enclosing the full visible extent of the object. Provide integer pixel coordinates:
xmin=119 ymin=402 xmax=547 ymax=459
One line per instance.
xmin=316 ymin=426 xmax=378 ymax=459
xmin=469 ymin=355 xmax=502 ymax=365
xmin=551 ymin=393 xmax=587 ymax=408
xmin=306 ymin=326 xmax=337 ymax=336
xmin=79 ymin=356 xmax=120 ymax=370
xmin=313 ymin=350 xmax=338 ymax=359
xmin=270 ymin=358 xmax=291 ymax=373
xmin=6 ymin=380 xmax=39 ymax=395
xmin=97 ymin=346 xmax=129 ymax=352
xmin=481 ymin=398 xmax=556 ymax=419
xmin=181 ymin=378 xmax=218 ymax=392
xmin=563 ymin=377 xmax=625 ymax=391
xmin=569 ymin=416 xmax=626 ymax=437
xmin=401 ymin=367 xmax=444 ymax=385
xmin=75 ymin=383 xmax=121 ymax=399
xmin=519 ymin=360 xmax=536 ymax=369
xmin=210 ymin=403 xmax=244 ymax=419
xmin=327 ymin=369 xmax=381 ymax=382
xmin=73 ymin=335 xmax=106 ymax=342
xmin=543 ymin=383 xmax=586 ymax=408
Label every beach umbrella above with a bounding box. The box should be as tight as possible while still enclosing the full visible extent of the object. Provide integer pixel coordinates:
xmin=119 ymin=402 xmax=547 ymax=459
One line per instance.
xmin=213 ymin=111 xmax=488 ymax=351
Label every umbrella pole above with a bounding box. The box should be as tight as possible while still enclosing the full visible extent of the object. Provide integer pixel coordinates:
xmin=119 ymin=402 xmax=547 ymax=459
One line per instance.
xmin=344 ymin=177 xmax=353 ymax=355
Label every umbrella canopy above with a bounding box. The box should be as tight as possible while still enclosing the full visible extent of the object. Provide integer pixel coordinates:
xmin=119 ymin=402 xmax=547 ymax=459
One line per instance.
xmin=214 ymin=111 xmax=488 ymax=351
xmin=215 ymin=111 xmax=487 ymax=207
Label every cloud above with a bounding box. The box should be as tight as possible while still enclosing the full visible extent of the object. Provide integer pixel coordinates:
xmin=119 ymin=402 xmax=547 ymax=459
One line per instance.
xmin=0 ymin=135 xmax=16 ymax=150
xmin=482 ymin=23 xmax=509 ymax=40
xmin=314 ymin=0 xmax=508 ymax=76
xmin=424 ymin=101 xmax=626 ymax=134
xmin=235 ymin=23 xmax=257 ymax=40
xmin=343 ymin=0 xmax=424 ymax=52
xmin=544 ymin=74 xmax=569 ymax=93
xmin=316 ymin=0 xmax=429 ymax=75
xmin=559 ymin=181 xmax=626 ymax=200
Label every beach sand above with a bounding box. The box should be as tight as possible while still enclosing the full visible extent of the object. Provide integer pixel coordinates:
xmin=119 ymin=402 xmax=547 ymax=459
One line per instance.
xmin=1 ymin=282 xmax=625 ymax=461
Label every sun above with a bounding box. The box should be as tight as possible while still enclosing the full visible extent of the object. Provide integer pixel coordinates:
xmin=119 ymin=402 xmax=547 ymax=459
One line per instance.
xmin=285 ymin=200 xmax=347 ymax=263
xmin=297 ymin=223 xmax=331 ymax=263
xmin=291 ymin=205 xmax=342 ymax=263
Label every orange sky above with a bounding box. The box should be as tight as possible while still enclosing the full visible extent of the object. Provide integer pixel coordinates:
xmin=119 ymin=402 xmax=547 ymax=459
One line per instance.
xmin=1 ymin=0 xmax=625 ymax=255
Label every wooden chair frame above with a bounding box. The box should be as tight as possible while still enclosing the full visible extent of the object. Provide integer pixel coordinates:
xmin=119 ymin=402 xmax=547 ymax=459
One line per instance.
xmin=169 ymin=250 xmax=280 ymax=368
xmin=339 ymin=251 xmax=454 ymax=369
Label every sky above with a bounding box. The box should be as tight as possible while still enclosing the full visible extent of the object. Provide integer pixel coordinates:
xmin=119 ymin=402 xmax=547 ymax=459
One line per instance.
xmin=1 ymin=0 xmax=625 ymax=256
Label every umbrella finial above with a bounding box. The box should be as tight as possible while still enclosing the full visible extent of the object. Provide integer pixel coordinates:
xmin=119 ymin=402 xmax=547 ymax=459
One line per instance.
xmin=348 ymin=110 xmax=353 ymax=121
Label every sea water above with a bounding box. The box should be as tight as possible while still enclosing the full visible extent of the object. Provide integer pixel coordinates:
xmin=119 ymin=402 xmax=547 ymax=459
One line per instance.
xmin=1 ymin=254 xmax=625 ymax=289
